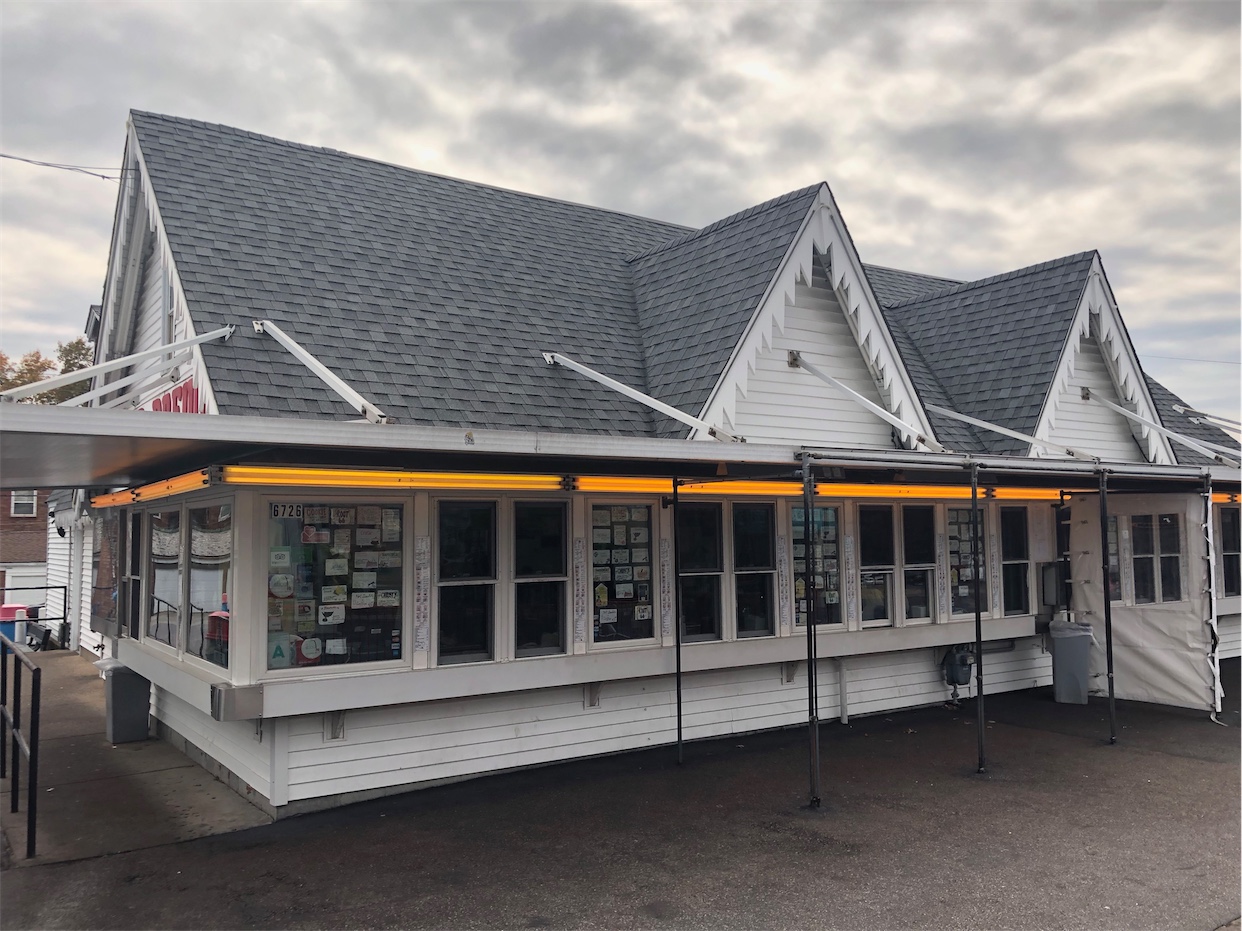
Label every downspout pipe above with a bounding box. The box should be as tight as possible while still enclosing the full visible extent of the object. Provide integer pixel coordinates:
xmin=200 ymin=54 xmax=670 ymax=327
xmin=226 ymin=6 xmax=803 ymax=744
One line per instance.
xmin=802 ymin=453 xmax=822 ymax=808
xmin=970 ymin=462 xmax=986 ymax=774
xmin=1097 ymin=469 xmax=1118 ymax=744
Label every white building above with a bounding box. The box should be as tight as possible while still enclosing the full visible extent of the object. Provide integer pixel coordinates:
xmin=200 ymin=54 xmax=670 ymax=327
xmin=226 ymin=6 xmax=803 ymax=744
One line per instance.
xmin=8 ymin=111 xmax=1238 ymax=816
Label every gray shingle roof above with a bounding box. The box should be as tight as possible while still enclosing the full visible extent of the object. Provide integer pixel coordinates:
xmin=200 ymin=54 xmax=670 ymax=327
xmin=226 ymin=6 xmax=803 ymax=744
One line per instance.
xmin=863 ymin=264 xmax=962 ymax=308
xmin=1143 ymin=375 xmax=1240 ymax=466
xmin=629 ymin=186 xmax=820 ymax=436
xmin=882 ymin=253 xmax=1097 ymax=454
xmin=133 ymin=111 xmax=692 ymax=435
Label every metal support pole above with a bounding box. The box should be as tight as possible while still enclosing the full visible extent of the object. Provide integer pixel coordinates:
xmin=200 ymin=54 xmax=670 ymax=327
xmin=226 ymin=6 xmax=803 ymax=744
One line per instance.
xmin=0 ymin=640 xmax=7 ymax=779
xmin=1098 ymin=470 xmax=1118 ymax=744
xmin=10 ymin=658 xmax=21 ymax=813
xmin=802 ymin=455 xmax=822 ymax=808
xmin=27 ymin=666 xmax=39 ymax=859
xmin=970 ymin=463 xmax=986 ymax=774
xmin=672 ymin=481 xmax=684 ymax=765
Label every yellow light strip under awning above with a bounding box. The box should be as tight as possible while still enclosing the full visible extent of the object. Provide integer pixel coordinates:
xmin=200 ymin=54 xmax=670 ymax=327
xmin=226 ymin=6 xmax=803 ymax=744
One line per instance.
xmin=220 ymin=465 xmax=566 ymax=491
xmin=91 ymin=469 xmax=211 ymax=508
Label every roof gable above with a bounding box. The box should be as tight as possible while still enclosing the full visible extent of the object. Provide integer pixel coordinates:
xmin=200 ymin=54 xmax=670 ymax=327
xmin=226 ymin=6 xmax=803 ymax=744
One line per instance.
xmin=130 ymin=111 xmax=690 ymax=435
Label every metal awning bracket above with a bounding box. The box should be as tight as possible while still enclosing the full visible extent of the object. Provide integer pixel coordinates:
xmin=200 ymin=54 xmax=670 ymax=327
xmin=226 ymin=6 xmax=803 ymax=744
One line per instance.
xmin=1081 ymin=388 xmax=1239 ymax=467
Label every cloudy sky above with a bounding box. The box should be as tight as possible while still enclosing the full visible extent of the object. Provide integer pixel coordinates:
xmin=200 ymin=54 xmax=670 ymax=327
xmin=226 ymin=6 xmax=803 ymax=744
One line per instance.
xmin=1 ymin=0 xmax=1238 ymax=422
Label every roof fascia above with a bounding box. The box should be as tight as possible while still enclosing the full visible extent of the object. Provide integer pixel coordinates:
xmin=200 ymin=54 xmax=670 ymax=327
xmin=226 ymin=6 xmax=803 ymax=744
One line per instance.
xmin=694 ymin=184 xmax=939 ymax=450
xmin=1030 ymin=255 xmax=1175 ymax=464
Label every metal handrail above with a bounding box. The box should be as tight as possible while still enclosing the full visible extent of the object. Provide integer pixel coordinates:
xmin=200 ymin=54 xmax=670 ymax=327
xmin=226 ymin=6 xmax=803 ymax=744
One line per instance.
xmin=0 ymin=632 xmax=41 ymax=858
xmin=1 ymin=585 xmax=70 ymax=648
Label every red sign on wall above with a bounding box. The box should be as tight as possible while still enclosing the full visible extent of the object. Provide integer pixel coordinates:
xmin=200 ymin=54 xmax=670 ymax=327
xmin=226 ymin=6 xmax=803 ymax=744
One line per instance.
xmin=148 ymin=377 xmax=201 ymax=414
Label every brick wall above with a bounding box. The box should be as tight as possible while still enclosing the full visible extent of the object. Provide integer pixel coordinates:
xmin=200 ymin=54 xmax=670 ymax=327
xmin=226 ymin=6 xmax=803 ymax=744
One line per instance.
xmin=0 ymin=491 xmax=48 ymax=564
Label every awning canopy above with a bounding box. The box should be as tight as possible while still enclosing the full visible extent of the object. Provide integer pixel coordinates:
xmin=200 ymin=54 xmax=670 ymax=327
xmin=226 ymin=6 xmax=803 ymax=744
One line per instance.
xmin=1 ymin=406 xmax=1235 ymax=494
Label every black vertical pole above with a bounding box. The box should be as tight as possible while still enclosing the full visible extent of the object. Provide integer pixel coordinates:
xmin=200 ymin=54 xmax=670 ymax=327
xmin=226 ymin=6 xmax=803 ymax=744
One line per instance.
xmin=1097 ymin=470 xmax=1117 ymax=744
xmin=970 ymin=463 xmax=986 ymax=774
xmin=672 ymin=480 xmax=683 ymax=765
xmin=1 ymin=640 xmax=8 ymax=779
xmin=27 ymin=666 xmax=39 ymax=859
xmin=802 ymin=455 xmax=821 ymax=808
xmin=10 ymin=659 xmax=21 ymax=813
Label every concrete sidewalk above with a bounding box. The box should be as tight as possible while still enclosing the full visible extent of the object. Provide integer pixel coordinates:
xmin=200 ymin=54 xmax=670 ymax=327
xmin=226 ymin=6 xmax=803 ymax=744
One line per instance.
xmin=0 ymin=650 xmax=269 ymax=867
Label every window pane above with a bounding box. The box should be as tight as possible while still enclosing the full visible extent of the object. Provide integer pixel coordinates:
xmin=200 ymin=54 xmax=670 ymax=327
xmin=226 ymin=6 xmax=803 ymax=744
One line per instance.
xmin=902 ymin=506 xmax=935 ymax=566
xmin=1107 ymin=516 xmax=1121 ymax=602
xmin=268 ymin=504 xmax=405 ymax=668
xmin=736 ymin=573 xmax=773 ymax=637
xmin=948 ymin=508 xmax=987 ymax=615
xmin=439 ymin=584 xmax=493 ymax=662
xmin=1222 ymin=508 xmax=1241 ymax=552
xmin=733 ymin=504 xmax=774 ymax=570
xmin=514 ymin=502 xmax=566 ymax=577
xmin=1133 ymin=556 xmax=1156 ymax=604
xmin=592 ymin=504 xmax=654 ymax=642
xmin=1158 ymin=514 xmax=1180 ymax=554
xmin=677 ymin=503 xmax=722 ymax=572
xmin=91 ymin=510 xmax=122 ymax=636
xmin=1002 ymin=563 xmax=1029 ymax=616
xmin=859 ymin=506 xmax=894 ymax=567
xmin=680 ymin=575 xmax=721 ymax=640
xmin=792 ymin=506 xmax=841 ymax=626
xmin=1159 ymin=556 xmax=1181 ymax=602
xmin=439 ymin=503 xmax=496 ymax=580
xmin=188 ymin=505 xmax=231 ymax=669
xmin=1001 ymin=508 xmax=1028 ymax=560
xmin=1132 ymin=515 xmax=1154 ymax=556
xmin=903 ymin=568 xmax=932 ymax=619
xmin=1224 ymin=554 xmax=1241 ymax=598
xmin=515 ymin=580 xmax=564 ymax=657
xmin=147 ymin=510 xmax=182 ymax=647
xmin=860 ymin=571 xmax=891 ymax=622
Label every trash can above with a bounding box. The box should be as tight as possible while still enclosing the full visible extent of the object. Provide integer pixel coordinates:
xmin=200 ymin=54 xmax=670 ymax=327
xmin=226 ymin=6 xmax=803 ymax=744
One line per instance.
xmin=94 ymin=658 xmax=151 ymax=743
xmin=1049 ymin=617 xmax=1094 ymax=704
xmin=0 ymin=603 xmax=28 ymax=644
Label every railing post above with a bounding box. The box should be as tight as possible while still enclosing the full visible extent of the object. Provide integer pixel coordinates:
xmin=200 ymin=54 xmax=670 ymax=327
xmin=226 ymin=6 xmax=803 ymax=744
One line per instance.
xmin=10 ymin=658 xmax=21 ymax=813
xmin=27 ymin=665 xmax=40 ymax=858
xmin=1 ymin=639 xmax=8 ymax=779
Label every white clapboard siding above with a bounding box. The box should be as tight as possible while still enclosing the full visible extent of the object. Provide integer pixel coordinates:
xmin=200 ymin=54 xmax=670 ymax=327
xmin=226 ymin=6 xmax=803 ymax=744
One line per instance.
xmin=45 ymin=519 xmax=70 ymax=643
xmin=131 ymin=243 xmax=166 ymax=357
xmin=152 ymin=687 xmax=271 ymax=798
xmin=77 ymin=521 xmax=103 ymax=656
xmin=731 ymin=284 xmax=894 ymax=448
xmin=1218 ymin=614 xmax=1241 ymax=660
xmin=1046 ymin=335 xmax=1144 ymax=462
xmin=283 ymin=639 xmax=1049 ymax=803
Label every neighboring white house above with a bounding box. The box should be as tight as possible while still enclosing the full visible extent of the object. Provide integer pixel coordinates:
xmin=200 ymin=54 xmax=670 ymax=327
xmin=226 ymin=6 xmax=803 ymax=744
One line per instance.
xmin=16 ymin=111 xmax=1240 ymax=817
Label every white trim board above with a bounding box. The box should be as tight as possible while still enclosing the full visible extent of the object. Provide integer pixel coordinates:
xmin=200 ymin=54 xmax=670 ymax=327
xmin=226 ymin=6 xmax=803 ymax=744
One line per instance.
xmin=694 ymin=184 xmax=938 ymax=452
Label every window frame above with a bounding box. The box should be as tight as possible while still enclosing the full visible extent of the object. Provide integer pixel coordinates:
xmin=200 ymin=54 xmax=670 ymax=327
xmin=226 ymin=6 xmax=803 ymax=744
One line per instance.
xmin=731 ymin=501 xmax=778 ymax=640
xmin=136 ymin=493 xmax=236 ymax=675
xmin=587 ymin=498 xmax=662 ymax=649
xmin=999 ymin=506 xmax=1031 ymax=617
xmin=1128 ymin=513 xmax=1184 ymax=605
xmin=791 ymin=502 xmax=844 ymax=629
xmin=434 ymin=495 xmax=576 ymax=665
xmin=947 ymin=505 xmax=990 ymax=618
xmin=1217 ymin=505 xmax=1240 ymax=600
xmin=857 ymin=504 xmax=897 ymax=628
xmin=10 ymin=491 xmax=36 ymax=518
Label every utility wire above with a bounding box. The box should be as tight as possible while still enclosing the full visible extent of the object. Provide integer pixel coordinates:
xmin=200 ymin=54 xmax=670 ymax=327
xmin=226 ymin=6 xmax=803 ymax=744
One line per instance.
xmin=0 ymin=153 xmax=123 ymax=181
xmin=1145 ymin=353 xmax=1241 ymax=365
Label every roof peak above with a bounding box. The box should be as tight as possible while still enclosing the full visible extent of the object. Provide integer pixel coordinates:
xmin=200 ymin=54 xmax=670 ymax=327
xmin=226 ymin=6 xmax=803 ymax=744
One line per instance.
xmin=128 ymin=109 xmax=692 ymax=236
xmin=885 ymin=250 xmax=1099 ymax=310
xmin=626 ymin=184 xmax=823 ymax=263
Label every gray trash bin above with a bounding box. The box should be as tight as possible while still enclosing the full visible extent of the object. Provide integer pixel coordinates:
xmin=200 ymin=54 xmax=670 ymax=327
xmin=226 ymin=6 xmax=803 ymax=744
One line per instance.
xmin=94 ymin=658 xmax=150 ymax=743
xmin=1049 ymin=618 xmax=1094 ymax=704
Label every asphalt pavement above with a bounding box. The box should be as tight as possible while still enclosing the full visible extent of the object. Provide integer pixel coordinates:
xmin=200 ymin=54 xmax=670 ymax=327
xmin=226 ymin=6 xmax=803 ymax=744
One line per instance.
xmin=2 ymin=659 xmax=1239 ymax=931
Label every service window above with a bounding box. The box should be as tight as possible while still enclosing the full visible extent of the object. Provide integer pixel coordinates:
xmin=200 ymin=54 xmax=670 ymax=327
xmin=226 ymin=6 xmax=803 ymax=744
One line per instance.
xmin=90 ymin=509 xmax=122 ymax=638
xmin=187 ymin=504 xmax=232 ymax=668
xmin=513 ymin=502 xmax=568 ymax=658
xmin=858 ymin=505 xmax=894 ymax=625
xmin=1131 ymin=514 xmax=1182 ymax=604
xmin=792 ymin=506 xmax=842 ymax=626
xmin=948 ymin=507 xmax=988 ymax=615
xmin=902 ymin=506 xmax=935 ymax=621
xmin=1000 ymin=507 xmax=1030 ymax=616
xmin=592 ymin=504 xmax=655 ymax=642
xmin=437 ymin=501 xmax=495 ymax=664
xmin=1220 ymin=507 xmax=1240 ymax=598
xmin=677 ymin=502 xmax=723 ymax=642
xmin=268 ymin=502 xmax=405 ymax=669
xmin=733 ymin=503 xmax=775 ymax=638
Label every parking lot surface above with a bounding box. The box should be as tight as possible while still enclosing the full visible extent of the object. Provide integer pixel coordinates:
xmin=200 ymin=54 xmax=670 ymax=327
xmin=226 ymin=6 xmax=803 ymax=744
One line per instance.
xmin=3 ymin=661 xmax=1239 ymax=930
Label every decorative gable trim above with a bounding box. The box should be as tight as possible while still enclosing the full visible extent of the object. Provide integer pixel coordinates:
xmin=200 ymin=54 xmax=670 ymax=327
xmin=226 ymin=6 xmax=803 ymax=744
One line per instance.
xmin=92 ymin=119 xmax=220 ymax=415
xmin=694 ymin=184 xmax=938 ymax=450
xmin=1031 ymin=255 xmax=1174 ymax=464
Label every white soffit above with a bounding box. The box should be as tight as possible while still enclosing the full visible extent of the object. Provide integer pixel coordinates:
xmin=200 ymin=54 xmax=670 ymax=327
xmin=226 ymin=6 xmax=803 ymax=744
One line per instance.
xmin=1031 ymin=256 xmax=1175 ymax=465
xmin=694 ymin=184 xmax=937 ymax=450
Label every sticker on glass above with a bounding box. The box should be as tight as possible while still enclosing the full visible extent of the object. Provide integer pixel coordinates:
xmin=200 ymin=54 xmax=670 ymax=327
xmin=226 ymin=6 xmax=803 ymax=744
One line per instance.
xmin=351 ymin=591 xmax=376 ymax=609
xmin=353 ymin=571 xmax=377 ymax=590
xmin=318 ymin=604 xmax=345 ymax=625
xmin=612 ymin=549 xmax=630 ymax=564
xmin=611 ymin=507 xmax=629 ymax=522
xmin=614 ymin=566 xmax=633 ymax=581
xmin=629 ymin=526 xmax=648 ymax=544
xmin=599 ymin=608 xmax=618 ymax=624
xmin=356 ymin=528 xmax=380 ymax=547
xmin=613 ymin=525 xmax=627 ymax=545
xmin=304 ymin=506 xmax=329 ymax=524
xmin=634 ymin=565 xmax=650 ymax=581
xmin=268 ymin=574 xmax=294 ymax=598
xmin=635 ymin=604 xmax=652 ymax=621
xmin=322 ymin=584 xmax=348 ymax=603
xmin=615 ymin=583 xmax=634 ymax=600
xmin=382 ymin=509 xmax=401 ymax=542
xmin=354 ymin=551 xmax=380 ymax=570
xmin=631 ymin=547 xmax=649 ymax=564
xmin=592 ymin=509 xmax=610 ymax=527
xmin=331 ymin=508 xmax=355 ymax=525
xmin=270 ymin=547 xmax=291 ymax=569
xmin=593 ymin=567 xmax=611 ymax=582
xmin=593 ymin=528 xmax=612 ymax=545
xmin=378 ymin=550 xmax=402 ymax=568
xmin=357 ymin=506 xmax=381 ymax=526
xmin=594 ymin=583 xmax=609 ymax=607
xmin=326 ymin=638 xmax=348 ymax=655
xmin=325 ymin=558 xmax=349 ymax=577
xmin=376 ymin=590 xmax=400 ymax=607
xmin=301 ymin=526 xmax=329 ymax=544
xmin=592 ymin=549 xmax=610 ymax=566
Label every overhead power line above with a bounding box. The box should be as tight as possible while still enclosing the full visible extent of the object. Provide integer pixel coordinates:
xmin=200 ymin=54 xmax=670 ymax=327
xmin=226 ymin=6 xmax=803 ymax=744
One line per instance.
xmin=1145 ymin=353 xmax=1241 ymax=365
xmin=0 ymin=153 xmax=123 ymax=181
